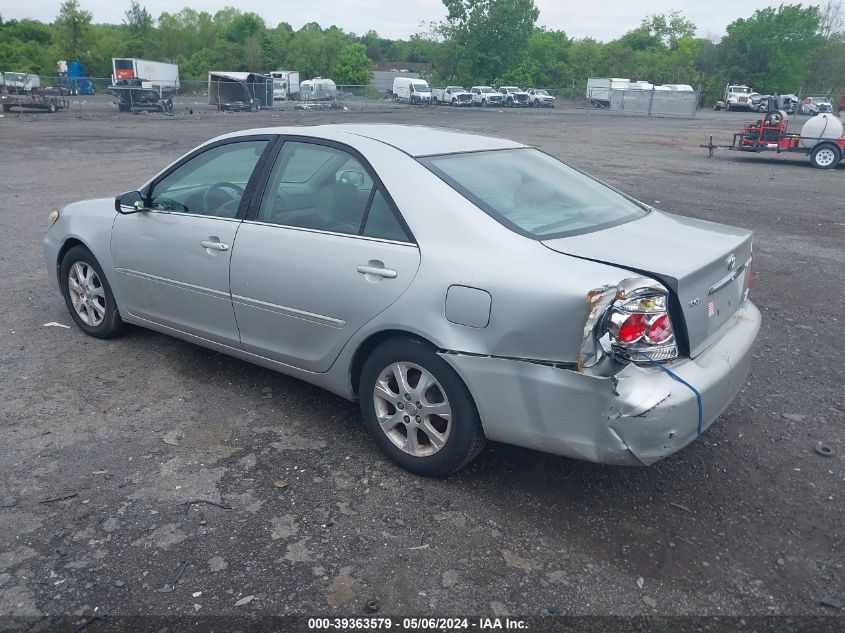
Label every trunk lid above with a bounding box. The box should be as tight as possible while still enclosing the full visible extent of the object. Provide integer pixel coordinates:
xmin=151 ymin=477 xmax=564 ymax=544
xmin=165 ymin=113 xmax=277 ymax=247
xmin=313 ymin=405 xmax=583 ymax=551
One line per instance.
xmin=542 ymin=210 xmax=752 ymax=358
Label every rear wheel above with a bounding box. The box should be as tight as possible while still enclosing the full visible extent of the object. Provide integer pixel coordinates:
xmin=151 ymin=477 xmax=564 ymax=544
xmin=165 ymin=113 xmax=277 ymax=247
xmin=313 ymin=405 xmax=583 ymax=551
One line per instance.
xmin=358 ymin=338 xmax=486 ymax=477
xmin=60 ymin=245 xmax=126 ymax=339
xmin=810 ymin=143 xmax=841 ymax=169
xmin=48 ymin=102 xmax=57 ymax=113
xmin=2 ymin=104 xmax=11 ymax=113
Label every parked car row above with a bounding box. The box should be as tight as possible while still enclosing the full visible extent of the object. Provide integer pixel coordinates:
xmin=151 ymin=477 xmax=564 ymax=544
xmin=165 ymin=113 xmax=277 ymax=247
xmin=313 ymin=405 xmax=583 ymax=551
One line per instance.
xmin=401 ymin=79 xmax=556 ymax=108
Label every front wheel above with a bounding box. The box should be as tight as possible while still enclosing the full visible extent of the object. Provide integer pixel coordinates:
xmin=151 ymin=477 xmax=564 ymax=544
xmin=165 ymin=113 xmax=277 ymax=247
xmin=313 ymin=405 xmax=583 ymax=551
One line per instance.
xmin=60 ymin=245 xmax=126 ymax=339
xmin=810 ymin=143 xmax=841 ymax=169
xmin=359 ymin=339 xmax=486 ymax=477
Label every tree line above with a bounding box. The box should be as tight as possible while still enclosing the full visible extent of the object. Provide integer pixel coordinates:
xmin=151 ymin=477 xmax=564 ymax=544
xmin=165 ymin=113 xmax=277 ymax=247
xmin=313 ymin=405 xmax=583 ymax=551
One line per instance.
xmin=1 ymin=0 xmax=842 ymax=101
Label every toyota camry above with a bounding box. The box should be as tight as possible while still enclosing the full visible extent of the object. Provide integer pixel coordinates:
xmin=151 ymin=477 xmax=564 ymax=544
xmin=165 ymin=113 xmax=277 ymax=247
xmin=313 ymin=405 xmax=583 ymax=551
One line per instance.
xmin=44 ymin=125 xmax=761 ymax=476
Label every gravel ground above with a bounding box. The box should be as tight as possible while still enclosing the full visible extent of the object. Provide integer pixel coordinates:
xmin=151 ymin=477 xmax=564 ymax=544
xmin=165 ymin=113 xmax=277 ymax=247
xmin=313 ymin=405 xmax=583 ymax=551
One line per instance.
xmin=0 ymin=104 xmax=843 ymax=625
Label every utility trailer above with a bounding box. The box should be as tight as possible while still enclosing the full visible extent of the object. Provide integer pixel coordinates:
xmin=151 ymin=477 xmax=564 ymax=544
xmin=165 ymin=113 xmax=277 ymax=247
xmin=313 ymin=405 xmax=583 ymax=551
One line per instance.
xmin=208 ymin=72 xmax=272 ymax=112
xmin=1 ymin=72 xmax=69 ymax=113
xmin=111 ymin=88 xmax=172 ymax=113
xmin=703 ymin=111 xmax=845 ymax=169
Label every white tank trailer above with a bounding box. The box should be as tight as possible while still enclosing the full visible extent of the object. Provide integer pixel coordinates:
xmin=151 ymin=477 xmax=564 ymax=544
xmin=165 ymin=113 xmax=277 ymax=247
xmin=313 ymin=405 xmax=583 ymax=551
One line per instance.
xmin=799 ymin=113 xmax=844 ymax=149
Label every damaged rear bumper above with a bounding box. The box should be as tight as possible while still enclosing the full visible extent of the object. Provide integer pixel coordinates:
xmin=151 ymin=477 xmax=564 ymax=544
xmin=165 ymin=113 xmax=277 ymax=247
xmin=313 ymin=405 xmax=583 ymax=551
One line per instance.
xmin=439 ymin=300 xmax=761 ymax=466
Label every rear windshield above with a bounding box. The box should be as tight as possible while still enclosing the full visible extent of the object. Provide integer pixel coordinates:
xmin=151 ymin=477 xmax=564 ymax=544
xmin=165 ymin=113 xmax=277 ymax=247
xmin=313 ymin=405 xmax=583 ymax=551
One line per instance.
xmin=114 ymin=59 xmax=134 ymax=70
xmin=419 ymin=148 xmax=648 ymax=239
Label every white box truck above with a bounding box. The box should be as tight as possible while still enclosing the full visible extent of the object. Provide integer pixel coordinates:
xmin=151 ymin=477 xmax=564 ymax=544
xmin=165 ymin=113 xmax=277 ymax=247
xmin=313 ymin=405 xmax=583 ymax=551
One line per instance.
xmin=112 ymin=58 xmax=180 ymax=94
xmin=268 ymin=70 xmax=300 ymax=100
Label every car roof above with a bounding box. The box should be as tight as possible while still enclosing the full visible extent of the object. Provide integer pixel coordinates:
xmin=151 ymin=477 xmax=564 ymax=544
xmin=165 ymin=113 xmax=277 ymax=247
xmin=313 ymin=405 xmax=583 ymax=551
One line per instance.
xmin=217 ymin=124 xmax=525 ymax=157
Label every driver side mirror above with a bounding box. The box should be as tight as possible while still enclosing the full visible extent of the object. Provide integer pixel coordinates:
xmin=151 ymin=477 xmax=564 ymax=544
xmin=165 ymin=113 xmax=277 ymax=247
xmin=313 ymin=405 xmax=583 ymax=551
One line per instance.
xmin=115 ymin=190 xmax=147 ymax=214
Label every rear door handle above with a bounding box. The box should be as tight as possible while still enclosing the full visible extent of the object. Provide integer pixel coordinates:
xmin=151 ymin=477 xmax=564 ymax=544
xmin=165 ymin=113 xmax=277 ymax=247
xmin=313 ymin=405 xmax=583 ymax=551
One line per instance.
xmin=201 ymin=240 xmax=229 ymax=251
xmin=356 ymin=264 xmax=397 ymax=279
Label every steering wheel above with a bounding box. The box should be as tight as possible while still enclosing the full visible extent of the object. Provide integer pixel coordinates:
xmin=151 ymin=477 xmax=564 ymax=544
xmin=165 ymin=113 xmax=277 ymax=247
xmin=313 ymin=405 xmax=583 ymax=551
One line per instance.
xmin=202 ymin=182 xmax=245 ymax=217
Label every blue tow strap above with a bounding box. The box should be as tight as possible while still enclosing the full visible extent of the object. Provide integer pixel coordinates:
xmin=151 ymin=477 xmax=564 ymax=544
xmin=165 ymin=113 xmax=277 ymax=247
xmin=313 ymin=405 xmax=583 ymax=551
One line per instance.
xmin=634 ymin=352 xmax=704 ymax=436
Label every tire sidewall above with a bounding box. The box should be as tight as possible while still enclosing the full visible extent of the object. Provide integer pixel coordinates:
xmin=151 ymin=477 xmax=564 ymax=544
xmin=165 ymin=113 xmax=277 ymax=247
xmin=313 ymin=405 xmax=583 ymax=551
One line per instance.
xmin=358 ymin=339 xmax=484 ymax=477
xmin=60 ymin=245 xmax=124 ymax=338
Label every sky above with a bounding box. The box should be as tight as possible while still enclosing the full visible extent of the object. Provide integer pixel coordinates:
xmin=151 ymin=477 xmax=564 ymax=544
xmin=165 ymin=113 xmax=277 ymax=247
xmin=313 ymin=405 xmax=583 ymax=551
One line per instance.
xmin=3 ymin=0 xmax=792 ymax=41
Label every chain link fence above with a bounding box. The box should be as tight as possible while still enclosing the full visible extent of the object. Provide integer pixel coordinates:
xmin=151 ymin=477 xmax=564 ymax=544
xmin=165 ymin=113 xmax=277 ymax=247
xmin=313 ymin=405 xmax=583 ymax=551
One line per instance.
xmin=2 ymin=76 xmax=700 ymax=118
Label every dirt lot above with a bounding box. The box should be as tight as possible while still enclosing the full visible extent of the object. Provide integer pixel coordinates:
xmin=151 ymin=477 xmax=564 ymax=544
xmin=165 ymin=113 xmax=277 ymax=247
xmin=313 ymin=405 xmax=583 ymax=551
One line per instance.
xmin=1 ymin=104 xmax=843 ymax=625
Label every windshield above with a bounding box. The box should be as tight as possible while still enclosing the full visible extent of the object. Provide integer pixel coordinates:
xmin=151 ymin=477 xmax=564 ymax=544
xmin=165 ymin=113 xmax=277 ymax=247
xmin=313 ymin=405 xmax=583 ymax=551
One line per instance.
xmin=503 ymin=87 xmax=518 ymax=93
xmin=480 ymin=87 xmax=494 ymax=93
xmin=420 ymin=149 xmax=647 ymax=239
xmin=412 ymin=84 xmax=429 ymax=92
xmin=534 ymin=90 xmax=548 ymax=96
xmin=729 ymin=86 xmax=751 ymax=94
xmin=448 ymin=86 xmax=465 ymax=91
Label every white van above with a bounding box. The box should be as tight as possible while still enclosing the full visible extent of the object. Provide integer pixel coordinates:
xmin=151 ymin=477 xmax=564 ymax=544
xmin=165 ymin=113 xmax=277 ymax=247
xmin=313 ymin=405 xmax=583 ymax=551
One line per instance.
xmin=392 ymin=77 xmax=431 ymax=104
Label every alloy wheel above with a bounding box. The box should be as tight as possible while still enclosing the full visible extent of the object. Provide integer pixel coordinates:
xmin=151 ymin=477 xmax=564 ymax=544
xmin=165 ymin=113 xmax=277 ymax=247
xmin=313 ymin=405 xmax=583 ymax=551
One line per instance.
xmin=372 ymin=362 xmax=451 ymax=457
xmin=67 ymin=261 xmax=106 ymax=326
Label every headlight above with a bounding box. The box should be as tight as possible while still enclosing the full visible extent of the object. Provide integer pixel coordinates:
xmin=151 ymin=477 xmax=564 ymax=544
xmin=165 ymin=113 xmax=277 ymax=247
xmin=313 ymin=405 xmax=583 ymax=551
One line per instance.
xmin=48 ymin=209 xmax=60 ymax=227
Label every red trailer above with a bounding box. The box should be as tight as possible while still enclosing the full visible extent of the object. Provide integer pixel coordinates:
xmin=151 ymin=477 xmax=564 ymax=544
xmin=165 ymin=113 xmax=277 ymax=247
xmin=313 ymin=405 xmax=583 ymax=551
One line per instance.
xmin=704 ymin=111 xmax=845 ymax=169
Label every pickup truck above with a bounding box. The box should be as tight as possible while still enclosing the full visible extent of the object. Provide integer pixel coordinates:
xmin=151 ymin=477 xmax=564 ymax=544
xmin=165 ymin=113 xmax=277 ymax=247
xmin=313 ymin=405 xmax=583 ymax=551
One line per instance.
xmin=470 ymin=86 xmax=505 ymax=107
xmin=526 ymin=88 xmax=555 ymax=107
xmin=498 ymin=86 xmax=530 ymax=107
xmin=431 ymin=86 xmax=472 ymax=106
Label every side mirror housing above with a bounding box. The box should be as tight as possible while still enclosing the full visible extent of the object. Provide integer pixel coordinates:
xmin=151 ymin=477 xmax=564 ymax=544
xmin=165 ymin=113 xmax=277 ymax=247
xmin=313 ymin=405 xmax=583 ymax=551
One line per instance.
xmin=115 ymin=191 xmax=146 ymax=214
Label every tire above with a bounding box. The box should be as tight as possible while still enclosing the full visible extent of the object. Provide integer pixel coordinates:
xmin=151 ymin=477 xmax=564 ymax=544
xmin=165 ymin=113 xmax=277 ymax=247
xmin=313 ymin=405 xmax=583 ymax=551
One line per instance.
xmin=810 ymin=143 xmax=841 ymax=169
xmin=481 ymin=99 xmax=487 ymax=108
xmin=432 ymin=96 xmax=438 ymax=105
xmin=2 ymin=104 xmax=11 ymax=113
xmin=358 ymin=338 xmax=486 ymax=477
xmin=60 ymin=245 xmax=126 ymax=339
xmin=118 ymin=103 xmax=130 ymax=112
xmin=48 ymin=102 xmax=57 ymax=113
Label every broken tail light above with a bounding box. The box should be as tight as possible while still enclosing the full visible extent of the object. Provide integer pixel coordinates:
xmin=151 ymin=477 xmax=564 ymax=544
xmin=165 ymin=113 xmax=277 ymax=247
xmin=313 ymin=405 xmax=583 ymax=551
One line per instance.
xmin=604 ymin=291 xmax=678 ymax=363
xmin=743 ymin=256 xmax=753 ymax=299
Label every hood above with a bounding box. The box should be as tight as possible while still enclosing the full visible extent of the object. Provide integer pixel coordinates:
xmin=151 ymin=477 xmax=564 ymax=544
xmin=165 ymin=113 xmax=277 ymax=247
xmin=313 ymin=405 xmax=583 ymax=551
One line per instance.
xmin=542 ymin=210 xmax=753 ymax=358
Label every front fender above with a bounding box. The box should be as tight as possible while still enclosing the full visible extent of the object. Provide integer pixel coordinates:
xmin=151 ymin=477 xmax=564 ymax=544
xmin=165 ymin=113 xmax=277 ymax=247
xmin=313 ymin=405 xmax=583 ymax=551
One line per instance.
xmin=43 ymin=198 xmax=123 ymax=306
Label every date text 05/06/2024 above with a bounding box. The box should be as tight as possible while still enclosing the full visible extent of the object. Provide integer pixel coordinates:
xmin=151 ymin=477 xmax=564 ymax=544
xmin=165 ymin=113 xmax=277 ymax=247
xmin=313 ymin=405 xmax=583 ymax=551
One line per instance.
xmin=307 ymin=617 xmax=528 ymax=630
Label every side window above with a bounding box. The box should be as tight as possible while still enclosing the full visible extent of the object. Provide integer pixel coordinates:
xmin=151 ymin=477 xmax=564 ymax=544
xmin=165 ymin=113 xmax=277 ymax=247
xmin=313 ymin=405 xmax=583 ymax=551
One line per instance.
xmin=150 ymin=140 xmax=267 ymax=218
xmin=257 ymin=142 xmax=374 ymax=235
xmin=363 ymin=189 xmax=409 ymax=242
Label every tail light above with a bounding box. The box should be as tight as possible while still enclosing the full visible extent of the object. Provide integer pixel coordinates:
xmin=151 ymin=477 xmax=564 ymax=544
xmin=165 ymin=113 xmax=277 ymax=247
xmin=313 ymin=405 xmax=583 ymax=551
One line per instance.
xmin=604 ymin=291 xmax=678 ymax=363
xmin=743 ymin=256 xmax=753 ymax=297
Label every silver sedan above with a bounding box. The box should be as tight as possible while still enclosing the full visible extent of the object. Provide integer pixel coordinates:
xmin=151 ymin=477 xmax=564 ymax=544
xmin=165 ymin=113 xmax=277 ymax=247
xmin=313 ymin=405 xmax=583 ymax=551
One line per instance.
xmin=43 ymin=125 xmax=761 ymax=476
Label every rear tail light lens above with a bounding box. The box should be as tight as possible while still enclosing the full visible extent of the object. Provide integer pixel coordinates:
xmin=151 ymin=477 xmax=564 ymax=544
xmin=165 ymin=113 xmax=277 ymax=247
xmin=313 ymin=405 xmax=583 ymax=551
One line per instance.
xmin=744 ymin=256 xmax=753 ymax=294
xmin=618 ymin=314 xmax=647 ymax=342
xmin=604 ymin=291 xmax=678 ymax=363
xmin=647 ymin=314 xmax=673 ymax=343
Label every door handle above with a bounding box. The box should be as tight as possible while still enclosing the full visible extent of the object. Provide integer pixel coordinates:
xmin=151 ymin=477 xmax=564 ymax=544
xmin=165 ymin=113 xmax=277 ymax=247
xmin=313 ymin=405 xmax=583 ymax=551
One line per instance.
xmin=201 ymin=240 xmax=229 ymax=251
xmin=356 ymin=264 xmax=397 ymax=279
